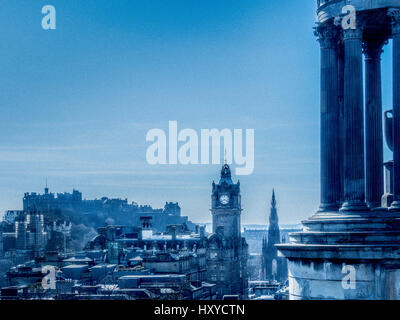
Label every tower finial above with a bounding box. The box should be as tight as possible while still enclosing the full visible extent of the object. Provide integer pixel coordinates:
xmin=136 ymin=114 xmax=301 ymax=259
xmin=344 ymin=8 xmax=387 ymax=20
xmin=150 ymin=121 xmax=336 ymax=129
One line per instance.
xmin=45 ymin=178 xmax=49 ymax=194
xmin=224 ymin=148 xmax=227 ymax=165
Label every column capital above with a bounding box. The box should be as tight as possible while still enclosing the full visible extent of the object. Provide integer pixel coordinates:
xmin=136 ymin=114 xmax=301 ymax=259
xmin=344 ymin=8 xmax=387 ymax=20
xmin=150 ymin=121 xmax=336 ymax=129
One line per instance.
xmin=343 ymin=27 xmax=363 ymax=41
xmin=314 ymin=23 xmax=340 ymax=49
xmin=362 ymin=38 xmax=387 ymax=61
xmin=388 ymin=8 xmax=400 ymax=35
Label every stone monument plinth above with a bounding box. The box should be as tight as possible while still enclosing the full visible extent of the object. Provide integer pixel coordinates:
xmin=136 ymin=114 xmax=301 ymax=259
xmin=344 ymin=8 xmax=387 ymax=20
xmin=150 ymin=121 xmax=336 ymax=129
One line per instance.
xmin=277 ymin=1 xmax=400 ymax=300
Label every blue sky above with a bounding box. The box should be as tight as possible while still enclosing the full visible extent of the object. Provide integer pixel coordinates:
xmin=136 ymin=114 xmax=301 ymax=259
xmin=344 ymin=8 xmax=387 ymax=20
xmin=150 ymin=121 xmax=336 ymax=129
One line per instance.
xmin=0 ymin=1 xmax=394 ymax=224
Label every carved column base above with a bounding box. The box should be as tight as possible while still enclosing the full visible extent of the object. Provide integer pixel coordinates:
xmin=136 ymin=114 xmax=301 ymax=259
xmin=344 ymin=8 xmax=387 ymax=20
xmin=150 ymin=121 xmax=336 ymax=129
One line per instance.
xmin=340 ymin=201 xmax=369 ymax=212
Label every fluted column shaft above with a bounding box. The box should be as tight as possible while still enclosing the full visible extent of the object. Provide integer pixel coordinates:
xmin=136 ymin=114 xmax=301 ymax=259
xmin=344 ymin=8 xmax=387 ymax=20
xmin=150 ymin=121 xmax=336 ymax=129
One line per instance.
xmin=390 ymin=10 xmax=400 ymax=209
xmin=316 ymin=24 xmax=341 ymax=211
xmin=338 ymin=44 xmax=345 ymax=204
xmin=340 ymin=28 xmax=368 ymax=211
xmin=364 ymin=39 xmax=385 ymax=209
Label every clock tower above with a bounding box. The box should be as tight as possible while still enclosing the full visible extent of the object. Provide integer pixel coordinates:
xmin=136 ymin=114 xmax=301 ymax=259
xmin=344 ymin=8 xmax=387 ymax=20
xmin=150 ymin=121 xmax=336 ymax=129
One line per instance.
xmin=207 ymin=164 xmax=248 ymax=298
xmin=211 ymin=163 xmax=242 ymax=239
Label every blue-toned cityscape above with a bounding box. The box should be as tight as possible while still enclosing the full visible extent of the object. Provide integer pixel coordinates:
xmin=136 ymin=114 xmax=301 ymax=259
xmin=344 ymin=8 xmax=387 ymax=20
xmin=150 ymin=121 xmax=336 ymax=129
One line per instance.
xmin=0 ymin=164 xmax=293 ymax=300
xmin=2 ymin=0 xmax=400 ymax=301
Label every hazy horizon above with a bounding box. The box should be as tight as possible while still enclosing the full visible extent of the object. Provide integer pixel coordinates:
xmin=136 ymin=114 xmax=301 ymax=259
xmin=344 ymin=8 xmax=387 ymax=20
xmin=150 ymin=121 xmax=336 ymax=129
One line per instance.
xmin=0 ymin=1 xmax=394 ymax=225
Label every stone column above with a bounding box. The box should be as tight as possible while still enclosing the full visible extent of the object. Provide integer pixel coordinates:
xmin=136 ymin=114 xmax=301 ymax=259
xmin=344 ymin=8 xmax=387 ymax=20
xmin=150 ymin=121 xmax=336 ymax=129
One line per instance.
xmin=340 ymin=27 xmax=368 ymax=212
xmin=363 ymin=38 xmax=385 ymax=209
xmin=316 ymin=24 xmax=341 ymax=212
xmin=389 ymin=9 xmax=400 ymax=210
xmin=337 ymin=43 xmax=345 ymax=204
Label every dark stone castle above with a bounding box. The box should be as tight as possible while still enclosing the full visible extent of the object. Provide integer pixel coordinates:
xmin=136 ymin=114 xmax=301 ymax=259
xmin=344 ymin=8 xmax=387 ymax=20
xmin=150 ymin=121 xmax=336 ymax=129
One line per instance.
xmin=206 ymin=164 xmax=248 ymax=298
xmin=21 ymin=187 xmax=194 ymax=233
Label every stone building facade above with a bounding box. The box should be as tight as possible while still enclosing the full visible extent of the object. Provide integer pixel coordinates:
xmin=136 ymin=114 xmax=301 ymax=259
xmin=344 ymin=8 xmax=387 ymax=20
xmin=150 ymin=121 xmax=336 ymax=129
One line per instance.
xmin=83 ymin=164 xmax=249 ymax=298
xmin=15 ymin=212 xmax=47 ymax=252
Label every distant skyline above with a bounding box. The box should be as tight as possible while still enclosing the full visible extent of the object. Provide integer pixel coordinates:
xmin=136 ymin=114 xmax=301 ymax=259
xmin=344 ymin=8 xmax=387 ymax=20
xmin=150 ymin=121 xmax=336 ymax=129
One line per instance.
xmin=0 ymin=1 xmax=395 ymax=224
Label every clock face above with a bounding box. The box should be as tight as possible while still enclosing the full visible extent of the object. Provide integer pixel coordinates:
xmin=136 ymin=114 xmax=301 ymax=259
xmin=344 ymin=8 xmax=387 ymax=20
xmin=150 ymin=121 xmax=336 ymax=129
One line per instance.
xmin=219 ymin=194 xmax=230 ymax=205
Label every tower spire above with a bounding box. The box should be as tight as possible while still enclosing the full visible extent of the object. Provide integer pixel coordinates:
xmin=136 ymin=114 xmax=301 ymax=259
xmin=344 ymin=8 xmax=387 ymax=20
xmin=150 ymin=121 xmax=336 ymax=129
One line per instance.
xmin=271 ymin=188 xmax=276 ymax=208
xmin=224 ymin=148 xmax=227 ymax=165
xmin=269 ymin=189 xmax=279 ymax=227
xmin=265 ymin=189 xmax=281 ymax=281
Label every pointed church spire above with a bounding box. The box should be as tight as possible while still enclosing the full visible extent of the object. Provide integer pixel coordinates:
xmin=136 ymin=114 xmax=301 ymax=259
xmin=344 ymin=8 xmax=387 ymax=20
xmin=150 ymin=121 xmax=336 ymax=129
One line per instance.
xmin=271 ymin=188 xmax=276 ymax=208
xmin=264 ymin=189 xmax=286 ymax=282
xmin=268 ymin=189 xmax=279 ymax=230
